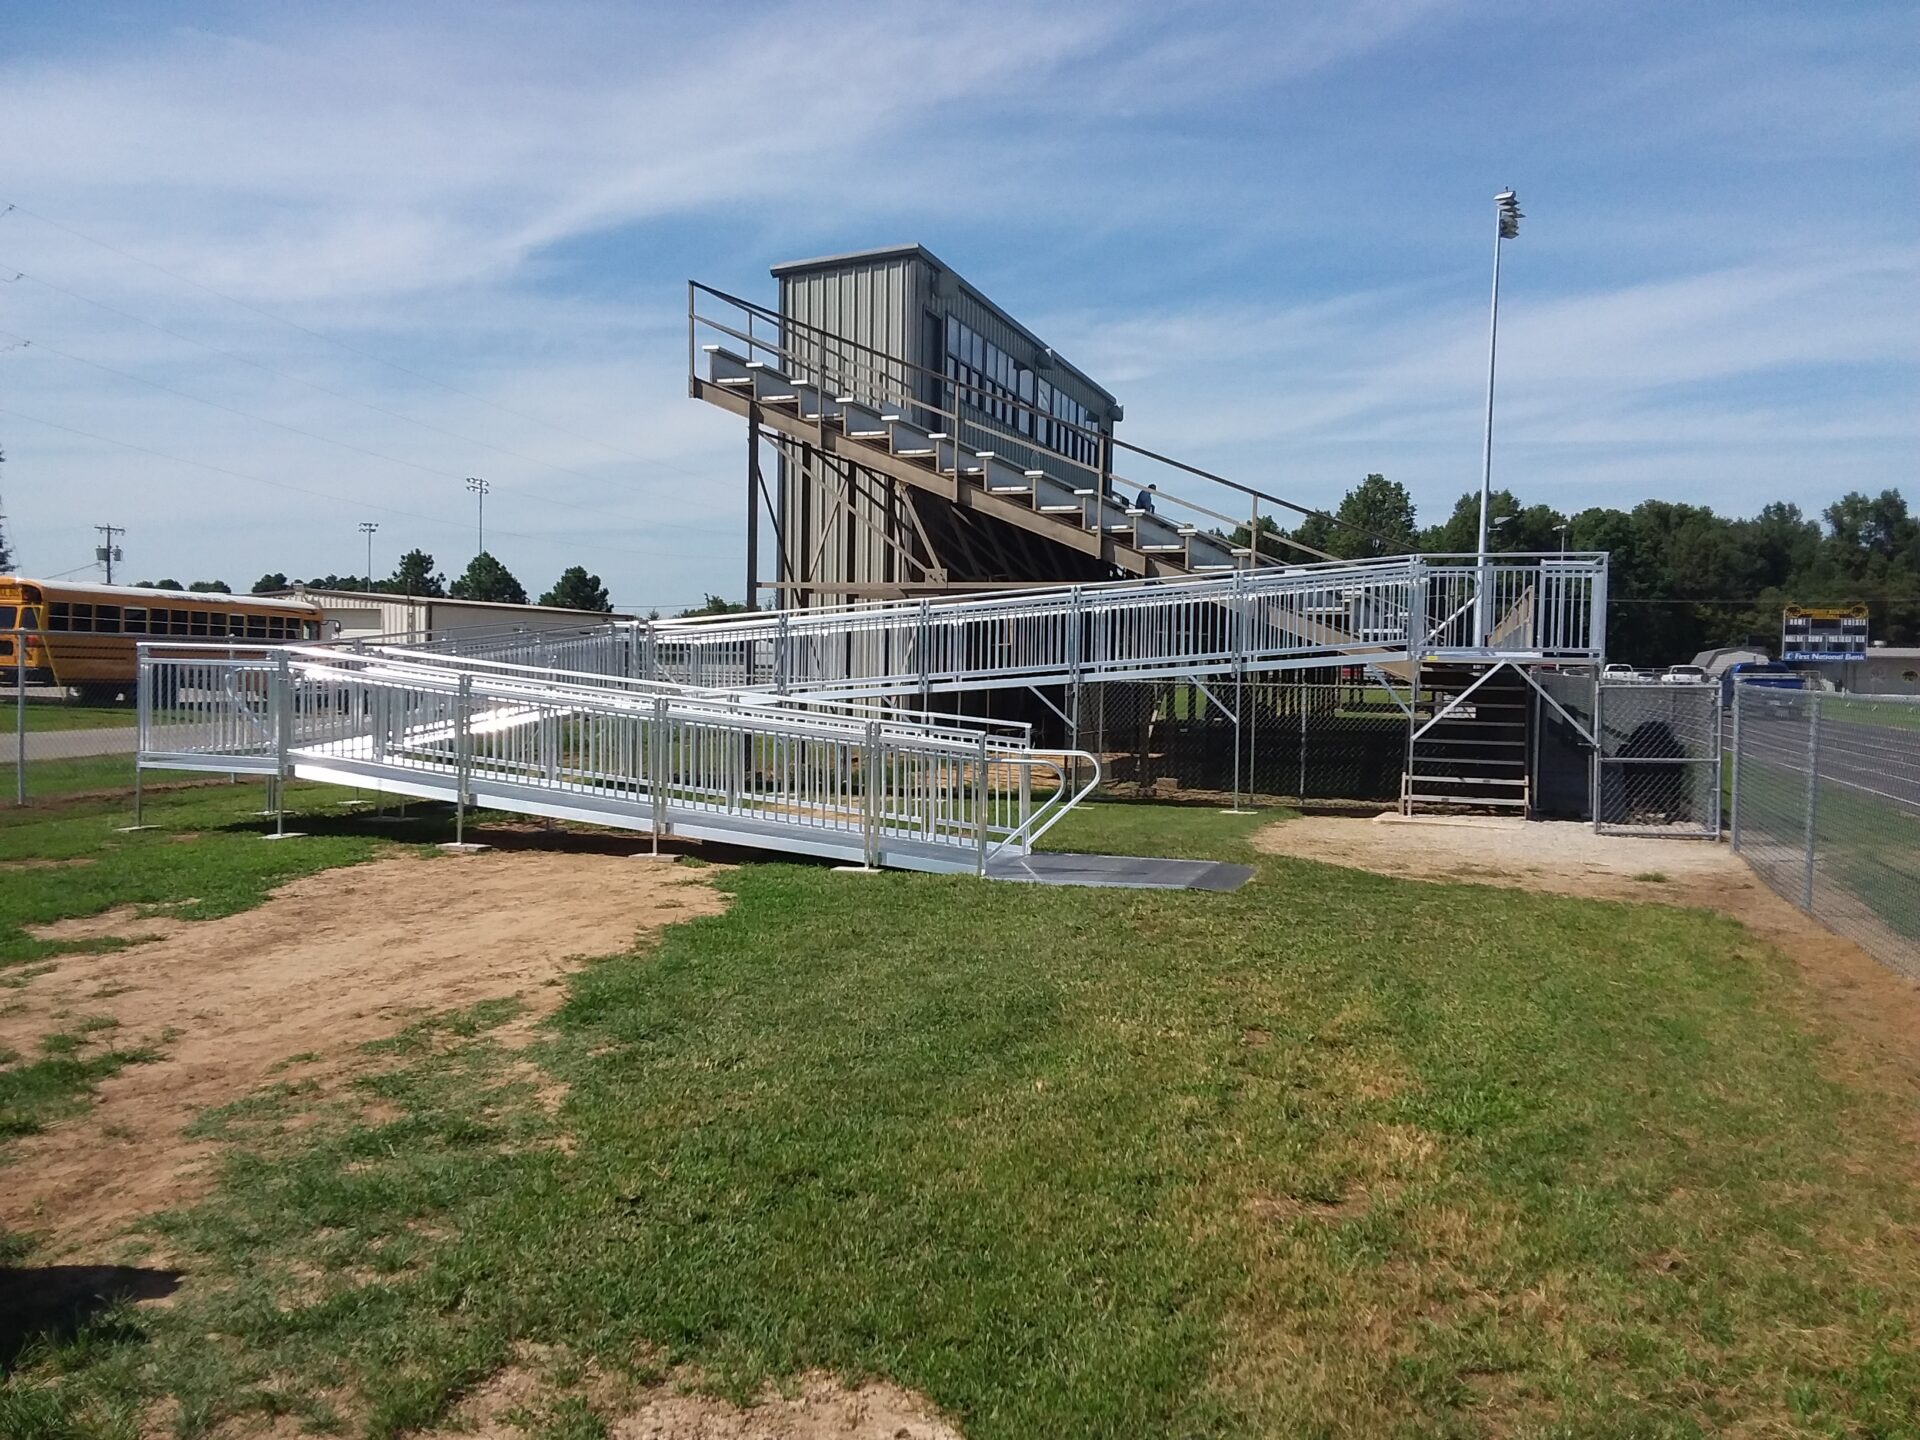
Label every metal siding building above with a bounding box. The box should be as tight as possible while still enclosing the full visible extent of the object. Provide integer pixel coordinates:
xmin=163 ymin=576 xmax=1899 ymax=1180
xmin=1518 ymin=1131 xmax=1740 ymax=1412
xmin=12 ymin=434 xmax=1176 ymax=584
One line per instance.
xmin=283 ymin=589 xmax=631 ymax=645
xmin=770 ymin=245 xmax=1123 ymax=607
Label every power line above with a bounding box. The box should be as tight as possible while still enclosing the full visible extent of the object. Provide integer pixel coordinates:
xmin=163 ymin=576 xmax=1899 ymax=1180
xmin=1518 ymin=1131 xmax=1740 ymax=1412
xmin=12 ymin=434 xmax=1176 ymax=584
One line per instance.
xmin=0 ymin=197 xmax=688 ymax=471
xmin=0 ymin=256 xmax=726 ymax=529
xmin=0 ymin=404 xmax=728 ymax=563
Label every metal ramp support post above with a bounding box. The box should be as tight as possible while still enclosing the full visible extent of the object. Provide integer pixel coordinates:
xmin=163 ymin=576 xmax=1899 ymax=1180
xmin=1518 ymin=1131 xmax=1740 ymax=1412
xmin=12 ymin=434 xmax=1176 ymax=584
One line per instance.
xmin=452 ymin=673 xmax=473 ymax=849
xmin=1729 ymin=684 xmax=1742 ymax=852
xmin=974 ymin=729 xmax=990 ymax=877
xmin=1803 ymin=695 xmax=1820 ymax=909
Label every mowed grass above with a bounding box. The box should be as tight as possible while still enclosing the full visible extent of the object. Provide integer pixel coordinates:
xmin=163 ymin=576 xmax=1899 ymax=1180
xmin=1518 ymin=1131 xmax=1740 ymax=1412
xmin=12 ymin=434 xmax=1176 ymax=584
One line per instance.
xmin=11 ymin=703 xmax=138 ymax=733
xmin=2 ymin=798 xmax=1919 ymax=1437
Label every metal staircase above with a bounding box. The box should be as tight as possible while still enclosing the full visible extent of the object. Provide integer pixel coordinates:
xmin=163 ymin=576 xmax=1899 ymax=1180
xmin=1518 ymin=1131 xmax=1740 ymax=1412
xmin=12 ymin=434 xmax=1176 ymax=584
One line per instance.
xmin=690 ymin=282 xmax=1302 ymax=588
xmin=1402 ymin=662 xmax=1533 ymax=813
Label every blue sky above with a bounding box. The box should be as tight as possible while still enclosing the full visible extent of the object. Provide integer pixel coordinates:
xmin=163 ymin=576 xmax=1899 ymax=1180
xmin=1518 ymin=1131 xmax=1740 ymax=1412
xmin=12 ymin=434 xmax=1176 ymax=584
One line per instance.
xmin=0 ymin=0 xmax=1912 ymax=609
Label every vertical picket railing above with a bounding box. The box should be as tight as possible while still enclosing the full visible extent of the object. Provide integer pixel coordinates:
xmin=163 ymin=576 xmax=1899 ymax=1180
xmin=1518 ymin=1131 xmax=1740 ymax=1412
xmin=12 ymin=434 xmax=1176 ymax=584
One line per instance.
xmin=136 ymin=645 xmax=1094 ymax=870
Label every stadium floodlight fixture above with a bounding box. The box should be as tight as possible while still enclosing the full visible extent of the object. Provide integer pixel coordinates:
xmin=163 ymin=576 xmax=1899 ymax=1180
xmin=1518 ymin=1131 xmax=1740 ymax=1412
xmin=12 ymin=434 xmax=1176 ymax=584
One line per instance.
xmin=1496 ymin=188 xmax=1523 ymax=239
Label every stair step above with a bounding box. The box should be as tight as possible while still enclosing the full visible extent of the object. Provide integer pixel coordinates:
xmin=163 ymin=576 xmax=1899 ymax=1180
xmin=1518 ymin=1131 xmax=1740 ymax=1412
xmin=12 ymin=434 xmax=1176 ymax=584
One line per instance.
xmin=1403 ymin=795 xmax=1529 ymax=809
xmin=841 ymin=402 xmax=888 ymax=439
xmin=888 ymin=419 xmax=936 ymax=459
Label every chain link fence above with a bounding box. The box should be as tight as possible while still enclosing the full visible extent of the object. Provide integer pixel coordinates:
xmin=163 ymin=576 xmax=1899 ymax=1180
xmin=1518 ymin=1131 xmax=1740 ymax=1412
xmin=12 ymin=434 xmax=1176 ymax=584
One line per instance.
xmin=1066 ymin=669 xmax=1409 ymax=806
xmin=1731 ymin=684 xmax=1920 ymax=977
xmin=1594 ymin=681 xmax=1722 ymax=837
xmin=5 ymin=630 xmax=142 ymax=803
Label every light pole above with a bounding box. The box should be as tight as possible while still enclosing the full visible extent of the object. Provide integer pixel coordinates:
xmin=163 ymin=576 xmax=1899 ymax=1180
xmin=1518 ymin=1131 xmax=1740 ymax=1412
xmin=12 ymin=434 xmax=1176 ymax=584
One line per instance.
xmin=1554 ymin=521 xmax=1569 ymax=555
xmin=359 ymin=521 xmax=379 ymax=589
xmin=465 ymin=477 xmax=490 ymax=556
xmin=1474 ymin=187 xmax=1523 ymax=646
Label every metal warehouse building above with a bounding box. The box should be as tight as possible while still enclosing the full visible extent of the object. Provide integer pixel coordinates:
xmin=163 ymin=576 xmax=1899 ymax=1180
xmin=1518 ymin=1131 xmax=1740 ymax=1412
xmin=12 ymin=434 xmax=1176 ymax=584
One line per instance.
xmin=281 ymin=588 xmax=630 ymax=645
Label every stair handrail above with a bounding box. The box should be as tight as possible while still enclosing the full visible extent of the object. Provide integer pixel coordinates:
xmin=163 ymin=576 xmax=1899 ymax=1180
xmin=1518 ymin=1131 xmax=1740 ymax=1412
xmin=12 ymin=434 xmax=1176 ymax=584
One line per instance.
xmin=350 ymin=643 xmax=1035 ymax=744
xmin=693 ymin=281 xmax=1326 ymax=566
xmin=986 ymin=748 xmax=1102 ymax=861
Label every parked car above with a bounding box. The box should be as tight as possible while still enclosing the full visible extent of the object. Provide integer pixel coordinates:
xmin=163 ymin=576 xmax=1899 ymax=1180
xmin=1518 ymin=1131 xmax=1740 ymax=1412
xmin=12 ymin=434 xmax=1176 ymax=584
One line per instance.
xmin=1724 ymin=660 xmax=1804 ymax=691
xmin=1661 ymin=664 xmax=1710 ymax=685
xmin=1602 ymin=663 xmax=1636 ymax=682
xmin=1722 ymin=660 xmax=1806 ymax=709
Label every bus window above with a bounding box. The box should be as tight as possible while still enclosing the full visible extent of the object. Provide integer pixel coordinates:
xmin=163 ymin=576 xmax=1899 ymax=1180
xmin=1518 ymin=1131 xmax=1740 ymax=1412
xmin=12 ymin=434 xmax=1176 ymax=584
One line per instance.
xmin=123 ymin=606 xmax=149 ymax=635
xmin=170 ymin=610 xmax=190 ymax=636
xmin=95 ymin=605 xmax=121 ymax=633
xmin=0 ymin=605 xmax=13 ymax=629
xmin=267 ymin=617 xmax=285 ymax=640
xmin=245 ymin=614 xmax=267 ymax=640
xmin=47 ymin=603 xmax=69 ymax=631
xmin=71 ymin=604 xmax=94 ymax=632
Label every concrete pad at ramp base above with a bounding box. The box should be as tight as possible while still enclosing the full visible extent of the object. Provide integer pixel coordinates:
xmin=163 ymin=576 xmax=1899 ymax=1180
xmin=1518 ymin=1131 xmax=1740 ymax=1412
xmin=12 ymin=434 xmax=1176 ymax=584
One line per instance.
xmin=985 ymin=852 xmax=1254 ymax=891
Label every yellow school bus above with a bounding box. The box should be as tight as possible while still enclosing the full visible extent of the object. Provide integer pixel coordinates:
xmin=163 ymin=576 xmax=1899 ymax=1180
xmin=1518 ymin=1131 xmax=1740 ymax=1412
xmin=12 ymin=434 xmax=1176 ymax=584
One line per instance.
xmin=0 ymin=578 xmax=325 ymax=702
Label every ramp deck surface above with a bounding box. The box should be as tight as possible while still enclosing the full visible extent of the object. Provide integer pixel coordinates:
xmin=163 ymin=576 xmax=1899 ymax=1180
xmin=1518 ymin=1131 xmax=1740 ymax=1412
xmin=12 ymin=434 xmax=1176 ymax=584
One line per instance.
xmin=984 ymin=852 xmax=1254 ymax=891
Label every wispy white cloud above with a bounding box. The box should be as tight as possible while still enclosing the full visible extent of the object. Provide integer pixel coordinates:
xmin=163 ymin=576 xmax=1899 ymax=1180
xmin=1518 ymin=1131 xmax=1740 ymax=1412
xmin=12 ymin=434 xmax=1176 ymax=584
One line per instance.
xmin=0 ymin=0 xmax=1910 ymax=600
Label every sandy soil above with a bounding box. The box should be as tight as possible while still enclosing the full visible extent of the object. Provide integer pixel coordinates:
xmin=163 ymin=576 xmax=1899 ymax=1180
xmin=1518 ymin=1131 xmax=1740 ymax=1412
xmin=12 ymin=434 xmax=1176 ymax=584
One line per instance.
xmin=1253 ymin=814 xmax=1920 ymax=1099
xmin=1 ymin=848 xmax=725 ymax=1256
xmin=437 ymin=1351 xmax=961 ymax=1440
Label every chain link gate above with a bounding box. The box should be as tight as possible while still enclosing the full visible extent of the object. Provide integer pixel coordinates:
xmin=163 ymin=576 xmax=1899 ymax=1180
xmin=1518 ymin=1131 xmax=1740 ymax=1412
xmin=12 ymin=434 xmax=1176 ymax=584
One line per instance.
xmin=1593 ymin=681 xmax=1722 ymax=837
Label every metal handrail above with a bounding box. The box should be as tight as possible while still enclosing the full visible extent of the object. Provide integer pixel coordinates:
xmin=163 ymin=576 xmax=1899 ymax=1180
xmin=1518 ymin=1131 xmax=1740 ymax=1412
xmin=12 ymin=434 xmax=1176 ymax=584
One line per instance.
xmin=632 ymin=553 xmax=1606 ymax=698
xmin=136 ymin=641 xmax=1096 ymax=873
xmin=650 ymin=550 xmax=1605 ymax=632
xmin=351 ymin=643 xmax=1036 ymax=744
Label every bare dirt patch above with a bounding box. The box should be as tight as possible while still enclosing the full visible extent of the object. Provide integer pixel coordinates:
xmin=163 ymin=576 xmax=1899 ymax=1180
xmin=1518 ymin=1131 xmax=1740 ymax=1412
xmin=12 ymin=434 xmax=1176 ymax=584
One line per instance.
xmin=436 ymin=1349 xmax=962 ymax=1440
xmin=0 ymin=850 xmax=725 ymax=1256
xmin=0 ymin=856 xmax=96 ymax=871
xmin=1254 ymin=814 xmax=1920 ymax=1108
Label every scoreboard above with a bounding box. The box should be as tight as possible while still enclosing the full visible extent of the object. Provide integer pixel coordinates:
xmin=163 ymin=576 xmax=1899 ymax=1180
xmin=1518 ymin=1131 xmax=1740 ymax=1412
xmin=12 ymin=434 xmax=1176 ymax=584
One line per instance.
xmin=1781 ymin=604 xmax=1869 ymax=662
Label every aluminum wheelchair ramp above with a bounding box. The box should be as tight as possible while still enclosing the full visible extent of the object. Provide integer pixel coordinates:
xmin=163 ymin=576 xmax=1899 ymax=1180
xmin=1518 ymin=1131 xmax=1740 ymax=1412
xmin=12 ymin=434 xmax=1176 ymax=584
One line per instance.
xmin=642 ymin=553 xmax=1607 ymax=701
xmin=136 ymin=647 xmax=1095 ymax=876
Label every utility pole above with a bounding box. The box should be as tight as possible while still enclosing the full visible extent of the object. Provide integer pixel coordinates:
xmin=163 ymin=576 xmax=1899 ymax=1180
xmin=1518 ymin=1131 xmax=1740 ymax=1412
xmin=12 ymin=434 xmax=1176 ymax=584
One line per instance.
xmin=94 ymin=524 xmax=125 ymax=585
xmin=359 ymin=521 xmax=380 ymax=589
xmin=465 ymin=477 xmax=490 ymax=556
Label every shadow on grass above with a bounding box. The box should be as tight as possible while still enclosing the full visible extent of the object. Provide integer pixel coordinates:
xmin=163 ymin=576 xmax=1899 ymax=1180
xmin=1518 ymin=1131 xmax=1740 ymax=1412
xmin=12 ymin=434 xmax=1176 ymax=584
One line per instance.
xmin=0 ymin=1264 xmax=181 ymax=1368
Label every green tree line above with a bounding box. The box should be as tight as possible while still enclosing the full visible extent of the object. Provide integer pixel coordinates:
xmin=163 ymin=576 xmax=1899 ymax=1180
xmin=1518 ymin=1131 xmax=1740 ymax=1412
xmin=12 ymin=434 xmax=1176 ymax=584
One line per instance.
xmin=1236 ymin=476 xmax=1918 ymax=664
xmin=238 ymin=552 xmax=614 ymax=612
